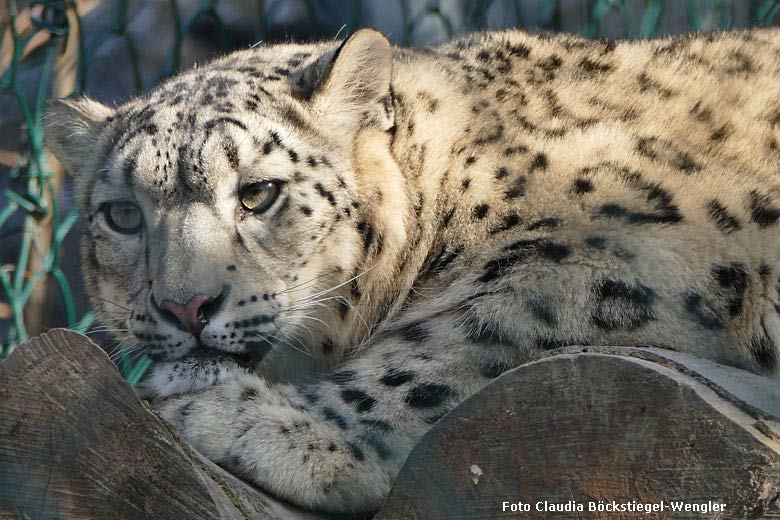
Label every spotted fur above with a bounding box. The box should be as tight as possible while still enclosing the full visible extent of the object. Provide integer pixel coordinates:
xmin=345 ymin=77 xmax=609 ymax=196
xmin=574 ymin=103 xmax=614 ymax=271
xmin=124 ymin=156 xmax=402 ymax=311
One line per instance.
xmin=45 ymin=27 xmax=780 ymax=514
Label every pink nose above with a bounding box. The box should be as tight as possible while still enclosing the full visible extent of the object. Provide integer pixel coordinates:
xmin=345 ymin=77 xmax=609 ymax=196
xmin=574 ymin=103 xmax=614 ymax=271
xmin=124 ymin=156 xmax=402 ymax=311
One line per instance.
xmin=159 ymin=295 xmax=212 ymax=336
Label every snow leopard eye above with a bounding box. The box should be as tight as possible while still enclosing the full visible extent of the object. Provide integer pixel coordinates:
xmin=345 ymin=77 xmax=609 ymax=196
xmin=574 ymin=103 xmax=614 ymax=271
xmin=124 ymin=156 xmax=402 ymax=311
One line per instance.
xmin=103 ymin=201 xmax=143 ymax=234
xmin=240 ymin=181 xmax=281 ymax=213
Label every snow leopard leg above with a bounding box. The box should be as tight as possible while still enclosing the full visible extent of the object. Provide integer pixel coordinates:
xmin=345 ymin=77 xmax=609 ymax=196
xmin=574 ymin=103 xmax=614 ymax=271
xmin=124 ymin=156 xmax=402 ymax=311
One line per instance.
xmin=155 ymin=311 xmax=530 ymax=514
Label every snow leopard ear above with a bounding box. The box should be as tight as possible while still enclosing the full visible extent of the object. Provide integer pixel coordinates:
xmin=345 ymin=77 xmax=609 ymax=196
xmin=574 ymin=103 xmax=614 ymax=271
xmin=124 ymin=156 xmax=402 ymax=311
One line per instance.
xmin=45 ymin=97 xmax=114 ymax=177
xmin=310 ymin=29 xmax=394 ymax=138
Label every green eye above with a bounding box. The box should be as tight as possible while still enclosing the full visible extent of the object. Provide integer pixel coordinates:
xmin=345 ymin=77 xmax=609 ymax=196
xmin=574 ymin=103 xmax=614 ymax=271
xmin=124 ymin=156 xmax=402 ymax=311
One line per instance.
xmin=104 ymin=201 xmax=143 ymax=234
xmin=240 ymin=181 xmax=281 ymax=213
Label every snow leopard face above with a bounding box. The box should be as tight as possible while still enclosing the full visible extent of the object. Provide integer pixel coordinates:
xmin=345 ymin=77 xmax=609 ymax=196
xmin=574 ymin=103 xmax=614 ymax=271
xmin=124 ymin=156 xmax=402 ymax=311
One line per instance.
xmin=46 ymin=31 xmax=396 ymax=389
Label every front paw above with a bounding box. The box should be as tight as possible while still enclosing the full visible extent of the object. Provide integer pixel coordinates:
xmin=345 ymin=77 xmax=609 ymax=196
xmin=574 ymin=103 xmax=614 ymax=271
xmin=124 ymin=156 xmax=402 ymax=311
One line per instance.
xmin=152 ymin=382 xmax=252 ymax=464
xmin=138 ymin=356 xmax=247 ymax=397
xmin=154 ymin=395 xmax=193 ymax=431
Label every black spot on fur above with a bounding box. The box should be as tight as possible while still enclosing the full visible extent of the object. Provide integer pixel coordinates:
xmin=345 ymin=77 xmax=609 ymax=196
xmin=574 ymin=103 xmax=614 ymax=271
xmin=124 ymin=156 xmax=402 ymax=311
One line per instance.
xmin=380 ymin=367 xmax=415 ymax=387
xmin=341 ymin=388 xmax=376 ymax=413
xmin=356 ymin=221 xmax=376 ymax=253
xmin=636 ymin=137 xmax=700 ymax=173
xmin=637 ymin=72 xmax=673 ymax=99
xmin=474 ymin=124 xmax=504 ymax=145
xmin=528 ymin=297 xmax=557 ymax=325
xmin=597 ymin=172 xmax=683 ymax=225
xmin=240 ymin=388 xmax=258 ymax=401
xmin=489 ymin=213 xmax=522 ymax=234
xmin=223 ymin=139 xmax=239 ymax=169
xmin=536 ymin=337 xmax=575 ymax=350
xmin=530 ymin=153 xmax=548 ymax=171
xmin=359 ymin=418 xmax=394 ymax=432
xmin=494 ymin=167 xmax=509 ymax=180
xmin=405 ymin=383 xmax=455 ymax=408
xmin=419 ymin=243 xmax=463 ymax=279
xmin=749 ymin=333 xmax=777 ymax=371
xmin=748 ymin=190 xmax=780 ymax=228
xmin=572 ymin=178 xmax=593 ymax=194
xmin=204 ymin=116 xmax=247 ymax=132
xmin=579 ymin=57 xmax=612 ymax=74
xmin=360 ymin=431 xmax=392 ymax=460
xmin=527 ymin=217 xmax=560 ymax=231
xmin=723 ymin=50 xmax=755 ymax=75
xmin=710 ymin=124 xmax=730 ymax=142
xmin=504 ymin=177 xmax=527 ymax=200
xmin=584 ymin=236 xmax=607 ymax=249
xmin=299 ymin=205 xmax=313 ymax=216
xmin=473 ymin=204 xmax=490 ymax=220
xmin=683 ymin=292 xmax=724 ymax=330
xmin=479 ymin=360 xmax=512 ymax=379
xmin=539 ymin=55 xmax=562 ymax=72
xmin=442 ymin=207 xmax=456 ymax=228
xmin=503 ymin=145 xmax=529 ymax=156
xmin=402 ymin=322 xmax=430 ymax=342
xmin=329 ymin=370 xmax=357 ymax=385
xmin=707 ymin=200 xmax=742 ymax=233
xmin=463 ymin=314 xmax=516 ymax=347
xmin=322 ymin=407 xmax=348 ymax=429
xmin=346 ymin=442 xmax=365 ymax=461
xmin=314 ymin=183 xmax=337 ymax=206
xmin=479 ymin=238 xmax=568 ymax=282
xmin=712 ymin=263 xmax=748 ymax=316
xmin=598 ymin=203 xmax=628 ymax=218
xmin=537 ymin=241 xmax=571 ymax=261
xmin=506 ymin=42 xmax=531 ymax=58
xmin=592 ymin=279 xmax=656 ymax=330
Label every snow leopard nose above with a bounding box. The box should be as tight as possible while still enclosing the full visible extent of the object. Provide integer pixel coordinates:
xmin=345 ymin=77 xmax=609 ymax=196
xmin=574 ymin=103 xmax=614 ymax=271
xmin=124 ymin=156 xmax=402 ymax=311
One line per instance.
xmin=157 ymin=292 xmax=222 ymax=337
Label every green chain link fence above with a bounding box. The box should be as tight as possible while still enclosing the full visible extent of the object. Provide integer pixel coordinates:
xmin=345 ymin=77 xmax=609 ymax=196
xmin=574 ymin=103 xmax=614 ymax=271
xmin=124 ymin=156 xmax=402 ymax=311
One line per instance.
xmin=2 ymin=0 xmax=780 ymax=381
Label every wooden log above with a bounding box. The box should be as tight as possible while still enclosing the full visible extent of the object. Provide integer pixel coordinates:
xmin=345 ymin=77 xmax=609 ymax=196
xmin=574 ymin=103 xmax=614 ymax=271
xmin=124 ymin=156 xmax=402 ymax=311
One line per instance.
xmin=377 ymin=347 xmax=780 ymax=519
xmin=0 ymin=329 xmax=321 ymax=520
xmin=3 ymin=331 xmax=780 ymax=519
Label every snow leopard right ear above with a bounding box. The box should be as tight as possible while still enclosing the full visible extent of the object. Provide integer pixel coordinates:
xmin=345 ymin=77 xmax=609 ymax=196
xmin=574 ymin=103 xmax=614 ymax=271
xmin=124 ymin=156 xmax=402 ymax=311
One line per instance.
xmin=45 ymin=97 xmax=114 ymax=177
xmin=294 ymin=29 xmax=394 ymax=141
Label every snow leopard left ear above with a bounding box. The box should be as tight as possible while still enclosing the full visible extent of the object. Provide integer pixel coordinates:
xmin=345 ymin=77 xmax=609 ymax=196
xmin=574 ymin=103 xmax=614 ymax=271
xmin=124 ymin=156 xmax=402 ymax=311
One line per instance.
xmin=45 ymin=97 xmax=114 ymax=178
xmin=307 ymin=29 xmax=394 ymax=138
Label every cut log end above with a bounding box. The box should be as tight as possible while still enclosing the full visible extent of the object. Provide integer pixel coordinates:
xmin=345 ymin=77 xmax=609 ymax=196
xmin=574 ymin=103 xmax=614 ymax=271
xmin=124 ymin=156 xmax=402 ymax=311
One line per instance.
xmin=0 ymin=329 xmax=318 ymax=520
xmin=377 ymin=349 xmax=780 ymax=519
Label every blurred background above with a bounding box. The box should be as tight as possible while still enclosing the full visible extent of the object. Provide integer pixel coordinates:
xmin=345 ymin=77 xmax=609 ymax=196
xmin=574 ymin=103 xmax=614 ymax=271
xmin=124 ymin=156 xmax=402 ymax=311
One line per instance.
xmin=1 ymin=0 xmax=779 ymax=380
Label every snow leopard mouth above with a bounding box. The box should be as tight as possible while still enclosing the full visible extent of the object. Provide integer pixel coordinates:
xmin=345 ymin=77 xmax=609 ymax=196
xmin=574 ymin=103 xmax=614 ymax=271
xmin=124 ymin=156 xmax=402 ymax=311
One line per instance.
xmin=148 ymin=340 xmax=268 ymax=370
xmin=192 ymin=342 xmax=267 ymax=370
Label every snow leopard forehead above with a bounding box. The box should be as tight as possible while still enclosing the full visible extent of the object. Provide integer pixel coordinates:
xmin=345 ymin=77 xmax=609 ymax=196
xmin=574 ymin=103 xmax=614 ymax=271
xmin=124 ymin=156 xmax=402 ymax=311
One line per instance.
xmin=93 ymin=44 xmax=336 ymax=206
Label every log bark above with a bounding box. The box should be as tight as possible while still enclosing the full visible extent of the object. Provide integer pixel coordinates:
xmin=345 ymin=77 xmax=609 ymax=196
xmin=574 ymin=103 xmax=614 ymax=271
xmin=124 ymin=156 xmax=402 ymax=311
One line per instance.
xmin=2 ymin=331 xmax=780 ymax=519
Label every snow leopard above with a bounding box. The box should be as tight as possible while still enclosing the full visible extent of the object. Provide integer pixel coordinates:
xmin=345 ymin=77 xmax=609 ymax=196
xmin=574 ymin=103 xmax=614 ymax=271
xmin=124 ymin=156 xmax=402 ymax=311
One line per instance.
xmin=45 ymin=27 xmax=780 ymax=515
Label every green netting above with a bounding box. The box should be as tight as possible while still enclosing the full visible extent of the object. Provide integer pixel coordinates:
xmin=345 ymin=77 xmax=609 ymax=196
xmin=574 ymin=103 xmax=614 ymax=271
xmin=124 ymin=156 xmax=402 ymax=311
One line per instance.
xmin=1 ymin=0 xmax=780 ymax=378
